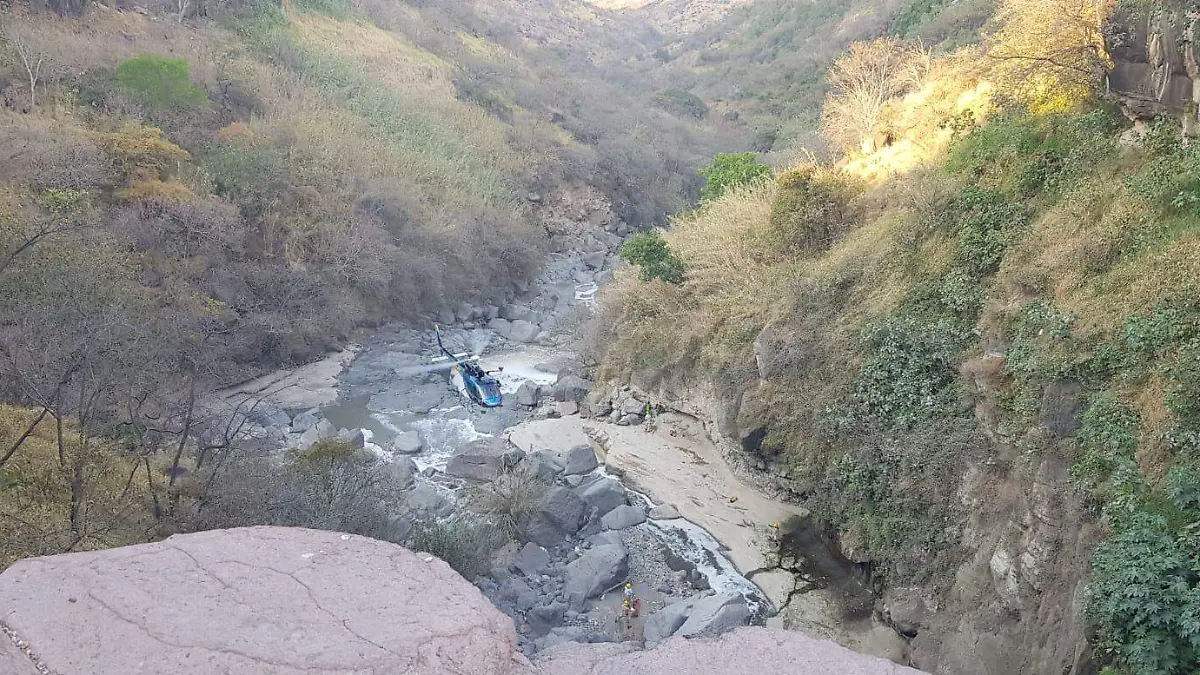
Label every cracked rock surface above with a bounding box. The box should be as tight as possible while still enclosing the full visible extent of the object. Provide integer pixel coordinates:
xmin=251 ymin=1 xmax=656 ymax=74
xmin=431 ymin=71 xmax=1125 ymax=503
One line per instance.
xmin=534 ymin=627 xmax=928 ymax=675
xmin=0 ymin=526 xmax=929 ymax=675
xmin=0 ymin=527 xmax=525 ymax=675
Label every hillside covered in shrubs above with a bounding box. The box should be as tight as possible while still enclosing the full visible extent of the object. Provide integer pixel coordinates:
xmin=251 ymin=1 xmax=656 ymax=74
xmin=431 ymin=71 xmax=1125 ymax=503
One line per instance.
xmin=0 ymin=0 xmax=730 ymax=569
xmin=596 ymin=1 xmax=1200 ymax=674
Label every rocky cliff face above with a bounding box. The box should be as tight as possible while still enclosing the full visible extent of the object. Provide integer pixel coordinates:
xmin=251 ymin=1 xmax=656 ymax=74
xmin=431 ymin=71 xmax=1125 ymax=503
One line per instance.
xmin=0 ymin=527 xmax=927 ymax=675
xmin=1107 ymin=5 xmax=1200 ymax=130
xmin=594 ymin=368 xmax=1101 ymax=675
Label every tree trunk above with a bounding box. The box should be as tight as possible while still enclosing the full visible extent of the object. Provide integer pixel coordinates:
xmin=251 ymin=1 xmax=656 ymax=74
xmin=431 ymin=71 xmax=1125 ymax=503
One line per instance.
xmin=0 ymin=406 xmax=48 ymax=469
xmin=165 ymin=379 xmax=196 ymax=517
xmin=55 ymin=413 xmax=66 ymax=468
xmin=146 ymin=456 xmax=162 ymax=520
xmin=68 ymin=455 xmax=85 ymax=535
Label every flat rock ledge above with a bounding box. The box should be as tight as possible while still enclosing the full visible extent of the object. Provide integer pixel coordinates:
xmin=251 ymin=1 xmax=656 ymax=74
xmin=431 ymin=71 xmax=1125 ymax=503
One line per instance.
xmin=0 ymin=527 xmax=927 ymax=675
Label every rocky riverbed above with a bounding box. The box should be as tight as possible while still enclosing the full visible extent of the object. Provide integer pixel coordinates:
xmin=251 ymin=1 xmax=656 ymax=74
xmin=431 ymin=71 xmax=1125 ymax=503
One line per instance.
xmin=209 ymin=196 xmax=910 ymax=663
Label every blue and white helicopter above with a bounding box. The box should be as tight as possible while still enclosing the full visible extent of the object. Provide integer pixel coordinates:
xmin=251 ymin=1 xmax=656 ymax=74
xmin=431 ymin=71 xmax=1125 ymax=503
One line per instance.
xmin=432 ymin=326 xmax=504 ymax=407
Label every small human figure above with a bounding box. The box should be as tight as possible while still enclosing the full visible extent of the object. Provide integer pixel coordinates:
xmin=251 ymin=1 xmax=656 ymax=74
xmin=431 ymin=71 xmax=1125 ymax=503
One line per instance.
xmin=616 ymin=599 xmax=634 ymax=638
xmin=623 ymin=583 xmax=640 ymax=617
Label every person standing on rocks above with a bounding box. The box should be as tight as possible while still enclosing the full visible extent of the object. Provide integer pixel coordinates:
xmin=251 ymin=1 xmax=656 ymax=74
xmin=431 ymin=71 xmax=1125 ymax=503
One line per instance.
xmin=616 ymin=599 xmax=634 ymax=639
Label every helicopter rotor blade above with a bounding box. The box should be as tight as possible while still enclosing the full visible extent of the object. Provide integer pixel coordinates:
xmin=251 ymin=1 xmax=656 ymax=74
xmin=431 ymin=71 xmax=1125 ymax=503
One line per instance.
xmin=391 ymin=361 xmax=457 ymax=378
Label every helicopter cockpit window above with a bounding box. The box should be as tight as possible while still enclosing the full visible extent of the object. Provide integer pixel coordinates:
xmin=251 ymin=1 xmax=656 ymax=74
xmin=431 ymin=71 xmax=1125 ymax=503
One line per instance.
xmin=478 ymin=378 xmax=502 ymax=401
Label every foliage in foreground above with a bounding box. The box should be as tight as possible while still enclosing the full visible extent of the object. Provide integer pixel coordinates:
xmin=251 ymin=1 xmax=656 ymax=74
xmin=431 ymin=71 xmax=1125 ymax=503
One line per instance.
xmin=699 ymin=152 xmax=773 ymax=202
xmin=619 ymin=231 xmax=686 ymax=284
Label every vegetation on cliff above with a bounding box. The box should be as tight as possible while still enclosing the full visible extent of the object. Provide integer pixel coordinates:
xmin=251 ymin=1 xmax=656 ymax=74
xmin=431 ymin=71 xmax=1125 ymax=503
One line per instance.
xmin=595 ymin=1 xmax=1200 ymax=673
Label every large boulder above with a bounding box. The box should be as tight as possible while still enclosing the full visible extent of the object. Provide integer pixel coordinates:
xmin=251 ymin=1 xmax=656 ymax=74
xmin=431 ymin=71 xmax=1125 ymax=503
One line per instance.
xmin=389 ymin=430 xmax=423 ymax=455
xmin=576 ymin=478 xmax=626 ymax=519
xmin=488 ymin=317 xmax=513 ymax=338
xmin=620 ymin=398 xmax=646 ymax=416
xmin=518 ymin=486 xmax=587 ymax=547
xmin=446 ymin=437 xmax=517 ymax=482
xmin=676 ymin=593 xmax=751 ymax=638
xmin=562 ymin=445 xmax=598 ymax=475
xmin=297 ymin=418 xmax=336 ymax=450
xmin=643 ymin=601 xmax=692 ymax=644
xmin=551 ymin=375 xmax=593 ymax=403
xmin=643 ymin=593 xmax=751 ymax=645
xmin=0 ymin=527 xmax=521 ymax=675
xmin=525 ymin=451 xmax=564 ymax=482
xmin=516 ymin=381 xmax=541 ymax=407
xmin=405 ymin=484 xmax=454 ymax=519
xmin=601 ymin=504 xmax=646 ymax=531
xmin=564 ymin=543 xmax=629 ymax=610
xmin=252 ymin=406 xmax=292 ymax=429
xmin=508 ymin=320 xmax=541 ymax=344
xmin=384 ymin=457 xmax=418 ymax=490
xmin=527 ymin=601 xmax=567 ymax=638
xmin=1106 ymin=6 xmax=1200 ymax=122
xmin=501 ymin=305 xmax=536 ymax=322
xmin=290 ymin=408 xmax=322 ymax=433
xmin=534 ymin=627 xmax=929 ymax=674
xmin=338 ymin=428 xmax=367 ymax=449
xmin=513 ymin=542 xmax=552 ymax=577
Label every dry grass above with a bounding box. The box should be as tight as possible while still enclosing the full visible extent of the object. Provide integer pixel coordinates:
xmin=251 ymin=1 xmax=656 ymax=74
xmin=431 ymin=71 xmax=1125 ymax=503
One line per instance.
xmin=830 ymin=49 xmax=992 ymax=181
xmin=0 ymin=405 xmax=153 ymax=570
xmin=1128 ymin=377 xmax=1176 ymax=482
xmin=0 ymin=6 xmax=226 ymax=87
xmin=292 ymin=15 xmax=455 ymax=100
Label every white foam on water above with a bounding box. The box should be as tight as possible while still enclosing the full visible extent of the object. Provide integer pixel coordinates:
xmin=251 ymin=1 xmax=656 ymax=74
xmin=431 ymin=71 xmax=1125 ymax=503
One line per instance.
xmin=487 ymin=348 xmax=562 ymax=393
xmin=370 ymin=412 xmax=408 ymax=436
xmin=644 ymin=518 xmax=769 ymax=616
xmin=616 ymin=469 xmax=771 ymax=615
xmin=411 ymin=416 xmax=489 ymax=472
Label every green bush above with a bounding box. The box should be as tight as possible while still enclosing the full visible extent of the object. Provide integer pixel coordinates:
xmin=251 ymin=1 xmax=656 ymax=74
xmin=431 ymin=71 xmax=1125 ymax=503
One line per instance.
xmin=1125 ymin=119 xmax=1200 ymax=213
xmin=853 ymin=314 xmax=973 ymax=427
xmin=946 ymin=110 xmax=1119 ymax=199
xmin=619 ymin=232 xmax=686 ymax=284
xmin=1166 ymin=346 xmax=1200 ymax=453
xmin=1088 ymin=508 xmax=1200 ymax=675
xmin=891 ymin=0 xmax=952 ymax=36
xmin=1124 ymin=306 xmax=1199 ymax=360
xmin=699 ymin=153 xmax=773 ymax=202
xmin=654 ymin=89 xmax=710 ymax=119
xmin=115 ymin=55 xmax=207 ymax=111
xmin=1003 ymin=300 xmax=1077 ymax=380
xmin=203 ymin=142 xmax=287 ymax=205
xmin=406 ymin=517 xmax=507 ymax=579
xmin=818 ymin=417 xmax=981 ymax=584
xmin=947 ymin=186 xmax=1028 ymax=276
xmin=1071 ymin=392 xmax=1141 ymax=491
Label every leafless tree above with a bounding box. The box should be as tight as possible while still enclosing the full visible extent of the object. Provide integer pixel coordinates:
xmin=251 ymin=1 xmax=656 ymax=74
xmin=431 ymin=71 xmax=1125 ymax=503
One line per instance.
xmin=6 ymin=26 xmax=45 ymax=110
xmin=820 ymin=38 xmax=931 ymax=154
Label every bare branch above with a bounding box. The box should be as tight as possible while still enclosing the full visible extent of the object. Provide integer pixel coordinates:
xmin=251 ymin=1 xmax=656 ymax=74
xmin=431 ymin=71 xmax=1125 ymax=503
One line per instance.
xmin=7 ymin=27 xmax=45 ymax=110
xmin=0 ymin=406 xmax=49 ymax=469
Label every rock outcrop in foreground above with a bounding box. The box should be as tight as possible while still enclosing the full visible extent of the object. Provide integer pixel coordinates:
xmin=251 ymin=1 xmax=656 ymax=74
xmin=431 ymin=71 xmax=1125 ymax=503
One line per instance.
xmin=0 ymin=527 xmax=927 ymax=675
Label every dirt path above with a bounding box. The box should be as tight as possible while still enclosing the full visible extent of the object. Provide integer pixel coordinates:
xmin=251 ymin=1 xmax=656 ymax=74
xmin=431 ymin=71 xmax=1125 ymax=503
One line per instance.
xmin=507 ymin=412 xmax=805 ymax=608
